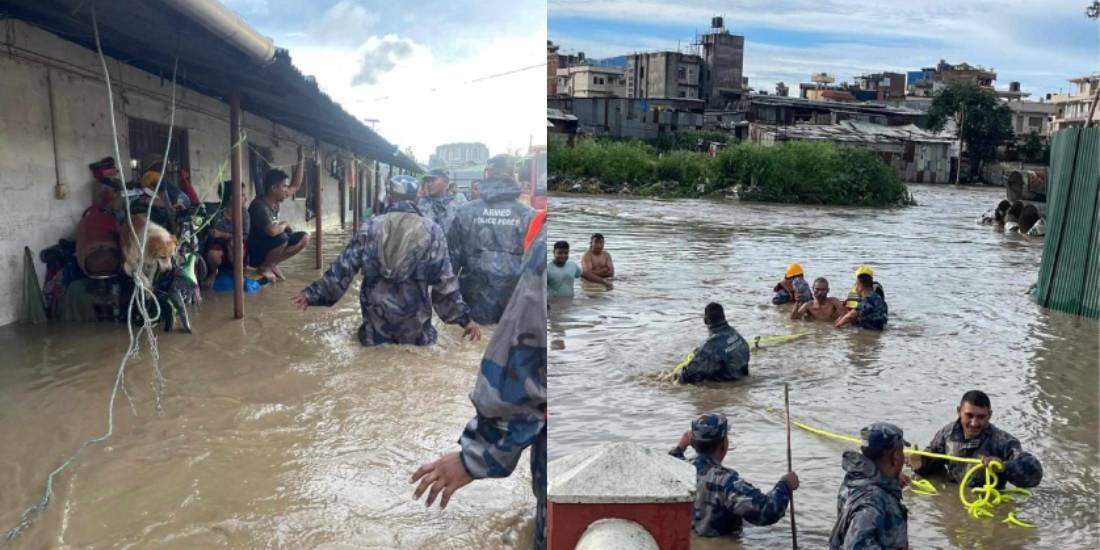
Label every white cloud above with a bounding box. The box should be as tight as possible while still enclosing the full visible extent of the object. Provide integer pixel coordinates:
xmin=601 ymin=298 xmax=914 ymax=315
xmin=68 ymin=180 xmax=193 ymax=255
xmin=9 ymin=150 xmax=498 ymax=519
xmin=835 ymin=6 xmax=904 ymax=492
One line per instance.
xmin=351 ymin=35 xmax=417 ymax=86
xmin=312 ymin=1 xmax=381 ymax=45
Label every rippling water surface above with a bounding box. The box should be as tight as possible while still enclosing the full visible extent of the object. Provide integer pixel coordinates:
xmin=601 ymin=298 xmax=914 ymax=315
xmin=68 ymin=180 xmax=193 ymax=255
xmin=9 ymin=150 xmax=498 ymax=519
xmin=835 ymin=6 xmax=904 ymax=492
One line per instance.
xmin=549 ymin=185 xmax=1099 ymax=549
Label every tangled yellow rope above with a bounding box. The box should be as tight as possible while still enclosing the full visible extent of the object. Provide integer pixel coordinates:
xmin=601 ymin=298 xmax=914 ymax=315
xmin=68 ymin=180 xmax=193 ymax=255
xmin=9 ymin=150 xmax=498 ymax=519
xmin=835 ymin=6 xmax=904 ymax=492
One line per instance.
xmin=780 ymin=413 xmax=1035 ymax=528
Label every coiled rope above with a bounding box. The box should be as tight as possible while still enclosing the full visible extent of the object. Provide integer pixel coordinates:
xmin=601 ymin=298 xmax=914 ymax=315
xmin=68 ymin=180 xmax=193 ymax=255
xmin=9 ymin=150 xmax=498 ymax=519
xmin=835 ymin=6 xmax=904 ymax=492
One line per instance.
xmin=779 ymin=413 xmax=1035 ymax=528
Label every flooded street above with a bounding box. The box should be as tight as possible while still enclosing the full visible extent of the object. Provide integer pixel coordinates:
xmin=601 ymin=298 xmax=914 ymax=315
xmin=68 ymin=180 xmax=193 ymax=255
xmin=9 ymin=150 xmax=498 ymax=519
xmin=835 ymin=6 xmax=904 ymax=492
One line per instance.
xmin=549 ymin=185 xmax=1099 ymax=548
xmin=0 ymin=229 xmax=534 ymax=549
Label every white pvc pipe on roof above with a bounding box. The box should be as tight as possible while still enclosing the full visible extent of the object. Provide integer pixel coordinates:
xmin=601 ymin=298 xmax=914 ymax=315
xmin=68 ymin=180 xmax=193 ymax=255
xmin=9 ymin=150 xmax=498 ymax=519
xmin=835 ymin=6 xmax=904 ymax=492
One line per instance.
xmin=160 ymin=0 xmax=276 ymax=65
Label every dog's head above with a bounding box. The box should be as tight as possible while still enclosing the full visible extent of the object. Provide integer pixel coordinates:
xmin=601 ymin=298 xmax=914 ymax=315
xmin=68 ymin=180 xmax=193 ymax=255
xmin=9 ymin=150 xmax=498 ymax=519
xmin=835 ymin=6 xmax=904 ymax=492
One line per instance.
xmin=147 ymin=234 xmax=178 ymax=272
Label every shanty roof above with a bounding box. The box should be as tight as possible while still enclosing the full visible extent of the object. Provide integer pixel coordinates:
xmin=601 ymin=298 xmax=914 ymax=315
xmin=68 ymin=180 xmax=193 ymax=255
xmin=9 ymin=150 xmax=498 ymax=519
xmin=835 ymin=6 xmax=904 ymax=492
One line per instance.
xmin=547 ymin=108 xmax=578 ymax=121
xmin=749 ymin=94 xmax=926 ymax=117
xmin=0 ymin=0 xmax=421 ymax=172
xmin=762 ymin=120 xmax=957 ymax=145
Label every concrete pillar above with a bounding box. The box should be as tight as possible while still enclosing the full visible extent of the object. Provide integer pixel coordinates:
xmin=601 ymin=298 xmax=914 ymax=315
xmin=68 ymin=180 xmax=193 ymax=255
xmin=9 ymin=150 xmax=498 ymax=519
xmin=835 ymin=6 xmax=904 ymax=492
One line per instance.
xmin=548 ymin=441 xmax=696 ymax=550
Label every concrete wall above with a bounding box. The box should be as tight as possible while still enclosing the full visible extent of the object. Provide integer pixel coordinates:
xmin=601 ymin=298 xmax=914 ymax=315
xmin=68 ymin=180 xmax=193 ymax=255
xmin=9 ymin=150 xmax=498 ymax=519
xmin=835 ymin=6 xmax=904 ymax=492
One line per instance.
xmin=0 ymin=20 xmax=369 ymax=326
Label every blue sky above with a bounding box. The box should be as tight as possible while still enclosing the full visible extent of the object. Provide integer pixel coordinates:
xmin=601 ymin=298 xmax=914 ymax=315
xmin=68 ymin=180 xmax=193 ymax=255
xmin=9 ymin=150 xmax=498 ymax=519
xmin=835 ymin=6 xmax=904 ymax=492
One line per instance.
xmin=222 ymin=0 xmax=547 ymax=162
xmin=549 ymin=0 xmax=1099 ymax=98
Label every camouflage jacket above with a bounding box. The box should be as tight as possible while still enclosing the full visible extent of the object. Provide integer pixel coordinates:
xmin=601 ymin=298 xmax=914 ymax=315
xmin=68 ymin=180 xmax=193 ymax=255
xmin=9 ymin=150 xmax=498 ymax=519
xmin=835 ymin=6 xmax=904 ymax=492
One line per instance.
xmin=447 ymin=178 xmax=536 ymax=324
xmin=418 ymin=194 xmax=459 ymax=236
xmin=679 ymin=322 xmax=751 ymax=384
xmin=829 ymin=451 xmax=909 ymax=550
xmin=686 ymin=453 xmax=792 ymax=537
xmin=773 ymin=276 xmax=812 ymax=305
xmin=300 ymin=201 xmax=470 ymax=346
xmin=458 ymin=214 xmax=546 ymax=479
xmin=915 ymin=420 xmax=1043 ymax=488
xmin=458 ymin=215 xmax=547 ymax=547
xmin=856 ymin=292 xmax=888 ymax=330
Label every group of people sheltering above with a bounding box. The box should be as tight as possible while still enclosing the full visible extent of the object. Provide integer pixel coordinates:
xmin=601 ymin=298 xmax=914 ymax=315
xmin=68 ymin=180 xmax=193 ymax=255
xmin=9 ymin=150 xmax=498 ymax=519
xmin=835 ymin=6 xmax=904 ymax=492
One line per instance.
xmin=287 ymin=155 xmax=549 ymax=548
xmin=670 ymin=389 xmax=1043 ymax=548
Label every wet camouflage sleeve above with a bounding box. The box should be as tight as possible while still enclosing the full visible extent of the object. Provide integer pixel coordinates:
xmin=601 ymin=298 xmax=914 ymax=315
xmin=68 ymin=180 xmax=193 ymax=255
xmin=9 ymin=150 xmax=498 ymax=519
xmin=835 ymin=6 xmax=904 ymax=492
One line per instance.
xmin=679 ymin=330 xmax=749 ymax=384
xmin=458 ymin=226 xmax=546 ymax=479
xmin=301 ymin=236 xmax=364 ymax=306
xmin=914 ymin=424 xmax=951 ymax=478
xmin=424 ymin=222 xmax=470 ymax=326
xmin=997 ymin=434 xmax=1043 ymax=488
xmin=725 ymin=477 xmax=791 ymax=527
xmin=836 ymin=506 xmax=893 ymax=550
xmin=793 ymin=277 xmax=812 ymax=303
xmin=857 ymin=294 xmax=888 ymax=330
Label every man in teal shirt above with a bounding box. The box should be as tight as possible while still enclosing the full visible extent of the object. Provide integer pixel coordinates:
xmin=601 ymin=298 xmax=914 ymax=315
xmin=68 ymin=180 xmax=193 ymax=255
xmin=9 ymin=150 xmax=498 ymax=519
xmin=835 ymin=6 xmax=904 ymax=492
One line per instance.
xmin=548 ymin=240 xmax=611 ymax=297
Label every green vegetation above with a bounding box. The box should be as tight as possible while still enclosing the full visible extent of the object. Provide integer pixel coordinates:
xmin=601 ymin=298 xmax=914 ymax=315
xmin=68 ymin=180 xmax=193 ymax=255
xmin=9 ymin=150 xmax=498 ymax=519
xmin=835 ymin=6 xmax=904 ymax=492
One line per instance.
xmin=548 ymin=138 xmax=912 ymax=207
xmin=924 ymin=83 xmax=1014 ymax=178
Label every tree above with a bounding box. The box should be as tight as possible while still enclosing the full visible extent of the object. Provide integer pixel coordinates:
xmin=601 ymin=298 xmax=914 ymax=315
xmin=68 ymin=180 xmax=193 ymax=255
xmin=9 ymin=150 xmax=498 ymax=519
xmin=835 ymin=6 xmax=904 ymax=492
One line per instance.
xmin=1088 ymin=1 xmax=1099 ymax=18
xmin=1020 ymin=131 xmax=1045 ymax=164
xmin=402 ymin=146 xmax=418 ymax=164
xmin=924 ymin=83 xmax=1014 ymax=179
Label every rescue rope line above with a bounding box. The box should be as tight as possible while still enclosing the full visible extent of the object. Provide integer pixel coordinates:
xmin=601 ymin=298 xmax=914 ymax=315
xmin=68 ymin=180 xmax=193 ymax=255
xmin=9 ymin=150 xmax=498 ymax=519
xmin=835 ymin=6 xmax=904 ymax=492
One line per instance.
xmin=778 ymin=413 xmax=1035 ymax=528
xmin=669 ymin=333 xmax=807 ymax=377
xmin=5 ymin=6 xmax=177 ymax=540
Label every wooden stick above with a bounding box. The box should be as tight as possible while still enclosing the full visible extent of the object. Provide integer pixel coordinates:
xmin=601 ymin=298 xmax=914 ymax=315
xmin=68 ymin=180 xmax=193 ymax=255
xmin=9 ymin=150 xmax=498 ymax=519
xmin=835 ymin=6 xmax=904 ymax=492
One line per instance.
xmin=785 ymin=383 xmax=798 ymax=549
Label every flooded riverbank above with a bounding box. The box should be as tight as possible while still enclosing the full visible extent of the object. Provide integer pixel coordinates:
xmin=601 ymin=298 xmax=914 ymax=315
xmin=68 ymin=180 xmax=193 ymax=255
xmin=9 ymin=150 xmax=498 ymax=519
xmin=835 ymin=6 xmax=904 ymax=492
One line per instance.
xmin=0 ymin=228 xmax=535 ymax=548
xmin=548 ymin=185 xmax=1099 ymax=548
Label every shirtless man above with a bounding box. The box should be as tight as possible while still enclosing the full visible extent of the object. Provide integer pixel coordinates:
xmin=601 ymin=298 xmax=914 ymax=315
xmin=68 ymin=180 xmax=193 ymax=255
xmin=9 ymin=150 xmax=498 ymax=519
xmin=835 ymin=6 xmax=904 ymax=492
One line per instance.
xmin=790 ymin=277 xmax=845 ymax=321
xmin=581 ymin=233 xmax=614 ymax=278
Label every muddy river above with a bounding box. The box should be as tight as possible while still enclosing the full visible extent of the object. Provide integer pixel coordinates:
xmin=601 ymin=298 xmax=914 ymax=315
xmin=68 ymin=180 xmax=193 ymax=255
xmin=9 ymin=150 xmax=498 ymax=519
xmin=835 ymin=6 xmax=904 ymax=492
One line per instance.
xmin=0 ymin=228 xmax=535 ymax=548
xmin=548 ymin=185 xmax=1099 ymax=549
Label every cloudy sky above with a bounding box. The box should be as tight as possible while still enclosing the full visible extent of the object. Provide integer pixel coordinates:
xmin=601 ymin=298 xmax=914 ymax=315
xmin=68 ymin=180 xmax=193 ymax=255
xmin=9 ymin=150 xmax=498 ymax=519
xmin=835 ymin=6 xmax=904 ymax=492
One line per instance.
xmin=223 ymin=0 xmax=547 ymax=164
xmin=549 ymin=0 xmax=1098 ymax=99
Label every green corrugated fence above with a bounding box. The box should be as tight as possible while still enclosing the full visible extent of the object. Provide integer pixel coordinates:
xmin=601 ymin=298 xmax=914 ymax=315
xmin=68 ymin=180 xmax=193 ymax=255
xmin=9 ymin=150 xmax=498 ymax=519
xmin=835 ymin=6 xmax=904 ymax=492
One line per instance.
xmin=1036 ymin=128 xmax=1100 ymax=319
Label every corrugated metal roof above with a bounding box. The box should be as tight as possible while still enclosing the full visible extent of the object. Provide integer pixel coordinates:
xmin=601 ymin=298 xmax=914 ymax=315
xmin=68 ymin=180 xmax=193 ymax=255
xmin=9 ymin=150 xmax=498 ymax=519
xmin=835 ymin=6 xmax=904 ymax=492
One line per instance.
xmin=761 ymin=120 xmax=956 ymax=145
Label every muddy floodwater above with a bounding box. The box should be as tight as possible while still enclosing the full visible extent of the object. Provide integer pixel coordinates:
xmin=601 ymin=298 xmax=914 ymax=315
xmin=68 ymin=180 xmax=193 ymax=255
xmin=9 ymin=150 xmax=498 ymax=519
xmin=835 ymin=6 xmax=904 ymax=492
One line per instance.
xmin=0 ymin=228 xmax=534 ymax=548
xmin=549 ymin=185 xmax=1099 ymax=549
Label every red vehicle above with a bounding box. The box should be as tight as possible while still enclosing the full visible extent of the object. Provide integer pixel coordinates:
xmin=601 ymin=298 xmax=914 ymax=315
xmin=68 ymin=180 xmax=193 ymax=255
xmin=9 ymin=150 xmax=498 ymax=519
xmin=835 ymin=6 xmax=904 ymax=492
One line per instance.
xmin=521 ymin=146 xmax=547 ymax=210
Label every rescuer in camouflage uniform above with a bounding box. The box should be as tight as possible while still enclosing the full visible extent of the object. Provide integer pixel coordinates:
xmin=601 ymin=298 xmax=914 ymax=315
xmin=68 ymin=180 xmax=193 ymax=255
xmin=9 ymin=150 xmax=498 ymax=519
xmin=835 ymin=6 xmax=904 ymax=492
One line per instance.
xmin=292 ymin=176 xmax=480 ymax=346
xmin=668 ymin=411 xmax=799 ymax=537
xmin=678 ymin=303 xmax=752 ymax=384
xmin=418 ymin=169 xmax=460 ymax=235
xmin=446 ymin=155 xmax=535 ymax=324
xmin=836 ymin=273 xmax=888 ymax=330
xmin=828 ymin=422 xmax=910 ymax=550
xmin=910 ymin=390 xmax=1043 ymax=489
xmin=413 ymin=210 xmax=548 ymax=549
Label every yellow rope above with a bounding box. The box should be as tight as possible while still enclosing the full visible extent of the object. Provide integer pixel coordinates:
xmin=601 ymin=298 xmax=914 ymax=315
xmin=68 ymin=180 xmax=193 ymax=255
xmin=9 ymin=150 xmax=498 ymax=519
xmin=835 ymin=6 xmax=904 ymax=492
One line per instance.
xmin=784 ymin=414 xmax=1035 ymax=527
xmin=669 ymin=333 xmax=807 ymax=377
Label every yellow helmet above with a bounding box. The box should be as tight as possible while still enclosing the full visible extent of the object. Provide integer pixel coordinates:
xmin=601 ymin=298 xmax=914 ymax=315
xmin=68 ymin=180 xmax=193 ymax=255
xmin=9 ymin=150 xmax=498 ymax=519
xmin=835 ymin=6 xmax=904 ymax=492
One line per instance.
xmin=785 ymin=263 xmax=804 ymax=278
xmin=854 ymin=265 xmax=874 ymax=278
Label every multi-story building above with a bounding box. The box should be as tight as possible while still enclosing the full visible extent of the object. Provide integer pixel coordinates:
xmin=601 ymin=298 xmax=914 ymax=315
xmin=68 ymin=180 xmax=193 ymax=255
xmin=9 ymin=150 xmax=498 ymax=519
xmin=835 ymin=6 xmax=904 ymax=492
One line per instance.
xmin=428 ymin=142 xmax=490 ymax=169
xmin=625 ymin=51 xmax=703 ymax=100
xmin=907 ymin=60 xmax=996 ymax=96
xmin=854 ymin=72 xmax=906 ymax=101
xmin=556 ymin=66 xmax=626 ymax=98
xmin=1051 ymin=75 xmax=1100 ymax=131
xmin=699 ymin=17 xmax=745 ymax=109
xmin=1006 ymin=100 xmax=1057 ymax=138
xmin=547 ymin=40 xmax=584 ymax=96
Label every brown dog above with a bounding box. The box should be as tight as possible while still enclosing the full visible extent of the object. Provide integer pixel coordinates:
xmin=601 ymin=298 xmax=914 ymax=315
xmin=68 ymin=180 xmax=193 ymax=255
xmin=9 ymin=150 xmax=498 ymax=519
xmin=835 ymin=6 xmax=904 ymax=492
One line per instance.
xmin=121 ymin=215 xmax=177 ymax=287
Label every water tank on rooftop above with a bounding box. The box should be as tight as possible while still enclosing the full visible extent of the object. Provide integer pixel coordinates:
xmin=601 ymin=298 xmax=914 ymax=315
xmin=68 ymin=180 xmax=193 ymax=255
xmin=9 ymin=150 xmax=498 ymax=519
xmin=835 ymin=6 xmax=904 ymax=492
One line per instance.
xmin=1010 ymin=81 xmax=1021 ymax=92
xmin=711 ymin=16 xmax=723 ymax=29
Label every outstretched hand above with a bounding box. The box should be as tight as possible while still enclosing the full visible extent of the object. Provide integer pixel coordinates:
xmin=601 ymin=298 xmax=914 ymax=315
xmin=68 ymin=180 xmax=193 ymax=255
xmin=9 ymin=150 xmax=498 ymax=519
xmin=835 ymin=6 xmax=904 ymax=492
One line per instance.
xmin=463 ymin=321 xmax=482 ymax=341
xmin=291 ymin=292 xmax=309 ymax=311
xmin=411 ymin=452 xmax=473 ymax=510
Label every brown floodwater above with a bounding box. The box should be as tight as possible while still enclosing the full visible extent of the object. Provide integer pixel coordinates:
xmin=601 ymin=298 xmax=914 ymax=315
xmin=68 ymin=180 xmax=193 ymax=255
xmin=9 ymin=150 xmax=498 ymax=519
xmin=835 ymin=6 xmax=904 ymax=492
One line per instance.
xmin=548 ymin=185 xmax=1100 ymax=549
xmin=0 ymin=228 xmax=535 ymax=548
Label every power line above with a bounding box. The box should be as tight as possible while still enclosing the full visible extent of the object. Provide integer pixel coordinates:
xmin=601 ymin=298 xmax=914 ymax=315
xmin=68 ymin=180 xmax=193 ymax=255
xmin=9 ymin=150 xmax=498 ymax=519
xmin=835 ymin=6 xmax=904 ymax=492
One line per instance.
xmin=365 ymin=61 xmax=546 ymax=102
